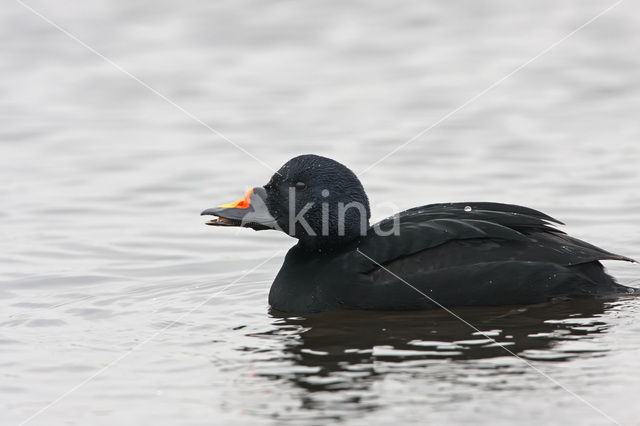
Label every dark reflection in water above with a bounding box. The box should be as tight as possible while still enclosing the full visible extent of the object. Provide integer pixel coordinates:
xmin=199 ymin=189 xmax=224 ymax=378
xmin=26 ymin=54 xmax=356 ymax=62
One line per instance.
xmin=246 ymin=300 xmax=617 ymax=419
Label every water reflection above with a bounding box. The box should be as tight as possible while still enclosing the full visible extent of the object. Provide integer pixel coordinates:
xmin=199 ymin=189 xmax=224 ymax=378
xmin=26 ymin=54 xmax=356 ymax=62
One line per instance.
xmin=248 ymin=300 xmax=616 ymax=418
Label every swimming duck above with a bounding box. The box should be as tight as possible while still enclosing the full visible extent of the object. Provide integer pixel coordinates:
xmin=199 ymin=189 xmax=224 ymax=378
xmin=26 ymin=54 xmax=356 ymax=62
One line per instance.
xmin=201 ymin=154 xmax=636 ymax=313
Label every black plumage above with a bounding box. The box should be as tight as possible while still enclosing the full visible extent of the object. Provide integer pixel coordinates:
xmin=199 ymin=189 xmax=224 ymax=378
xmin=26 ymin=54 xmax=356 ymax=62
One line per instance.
xmin=202 ymin=155 xmax=636 ymax=313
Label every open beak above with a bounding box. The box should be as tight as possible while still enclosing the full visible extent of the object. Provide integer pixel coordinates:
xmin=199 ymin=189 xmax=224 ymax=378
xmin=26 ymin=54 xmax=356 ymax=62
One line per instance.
xmin=201 ymin=187 xmax=277 ymax=230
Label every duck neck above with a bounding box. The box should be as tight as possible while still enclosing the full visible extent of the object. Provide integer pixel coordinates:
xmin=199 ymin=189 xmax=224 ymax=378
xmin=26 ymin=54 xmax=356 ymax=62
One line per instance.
xmin=296 ymin=232 xmax=364 ymax=253
xmin=295 ymin=210 xmax=370 ymax=252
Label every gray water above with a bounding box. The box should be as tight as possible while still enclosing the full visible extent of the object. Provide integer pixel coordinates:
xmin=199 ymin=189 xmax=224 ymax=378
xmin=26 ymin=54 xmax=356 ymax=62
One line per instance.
xmin=2 ymin=1 xmax=640 ymax=425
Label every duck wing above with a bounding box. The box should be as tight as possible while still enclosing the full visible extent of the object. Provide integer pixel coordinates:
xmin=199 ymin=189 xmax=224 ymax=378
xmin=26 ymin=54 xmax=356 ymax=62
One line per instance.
xmin=357 ymin=202 xmax=634 ymax=270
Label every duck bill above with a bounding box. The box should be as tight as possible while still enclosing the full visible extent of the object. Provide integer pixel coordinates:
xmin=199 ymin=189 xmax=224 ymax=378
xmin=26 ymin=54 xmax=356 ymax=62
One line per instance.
xmin=201 ymin=187 xmax=277 ymax=231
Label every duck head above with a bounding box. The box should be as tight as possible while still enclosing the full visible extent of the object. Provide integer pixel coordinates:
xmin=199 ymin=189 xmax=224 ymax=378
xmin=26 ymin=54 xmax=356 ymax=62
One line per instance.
xmin=201 ymin=154 xmax=371 ymax=251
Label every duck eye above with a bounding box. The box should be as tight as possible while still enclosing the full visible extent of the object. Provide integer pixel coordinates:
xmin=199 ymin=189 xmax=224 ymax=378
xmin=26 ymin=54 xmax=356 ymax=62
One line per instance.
xmin=294 ymin=181 xmax=307 ymax=190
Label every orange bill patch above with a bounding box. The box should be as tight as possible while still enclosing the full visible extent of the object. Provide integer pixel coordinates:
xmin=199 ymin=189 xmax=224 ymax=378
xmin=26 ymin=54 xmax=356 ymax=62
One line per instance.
xmin=218 ymin=188 xmax=253 ymax=209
